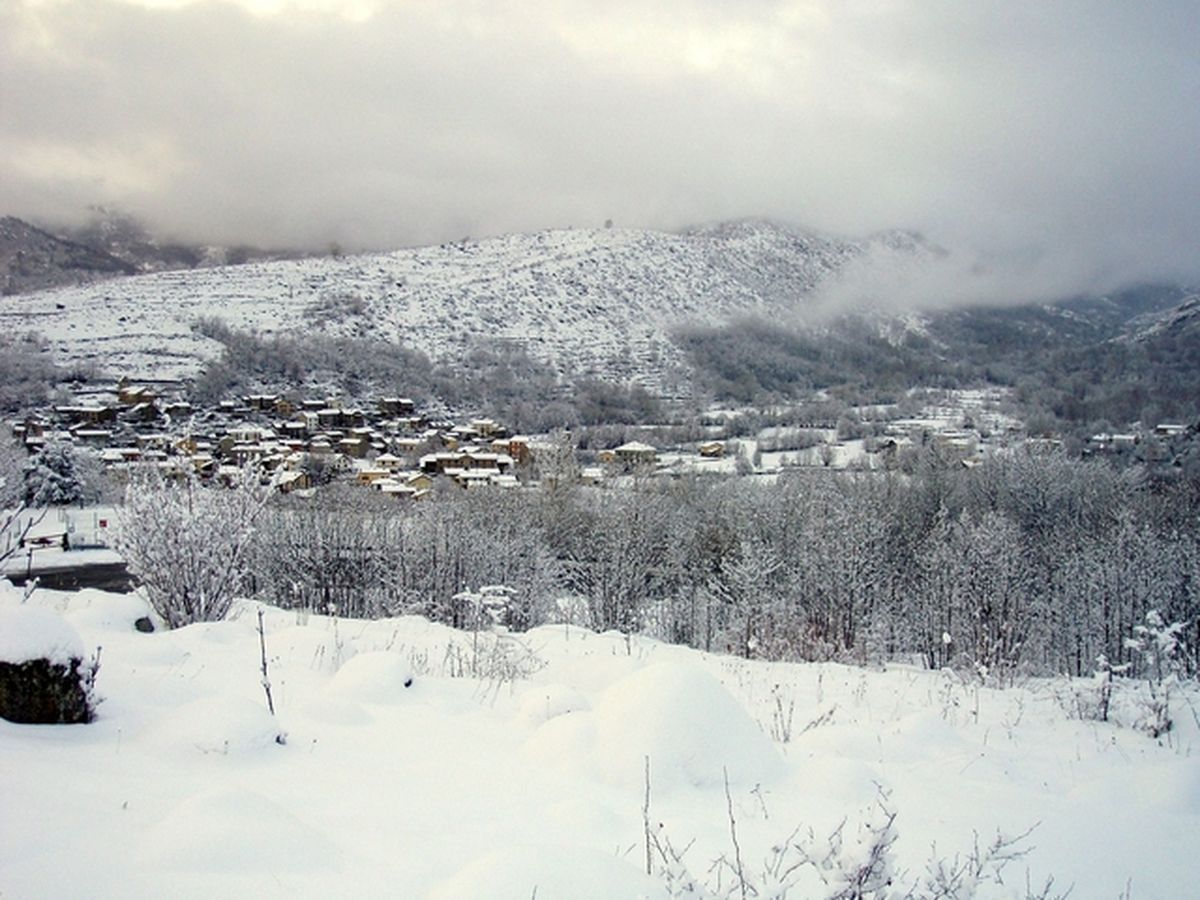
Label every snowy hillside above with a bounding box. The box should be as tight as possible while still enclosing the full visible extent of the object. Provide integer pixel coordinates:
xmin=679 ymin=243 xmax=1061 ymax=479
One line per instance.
xmin=0 ymin=221 xmax=917 ymax=388
xmin=3 ymin=586 xmax=1198 ymax=898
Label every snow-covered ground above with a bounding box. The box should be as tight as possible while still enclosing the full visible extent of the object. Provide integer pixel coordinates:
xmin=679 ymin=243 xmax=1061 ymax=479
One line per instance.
xmin=2 ymin=585 xmax=1198 ymax=898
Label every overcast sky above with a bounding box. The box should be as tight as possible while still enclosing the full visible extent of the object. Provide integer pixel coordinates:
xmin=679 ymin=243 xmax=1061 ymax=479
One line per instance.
xmin=2 ymin=0 xmax=1197 ymax=299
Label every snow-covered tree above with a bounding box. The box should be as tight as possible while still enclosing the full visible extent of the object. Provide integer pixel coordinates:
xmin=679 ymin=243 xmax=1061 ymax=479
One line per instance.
xmin=710 ymin=534 xmax=781 ymax=658
xmin=116 ymin=465 xmax=272 ymax=628
xmin=22 ymin=440 xmax=90 ymax=506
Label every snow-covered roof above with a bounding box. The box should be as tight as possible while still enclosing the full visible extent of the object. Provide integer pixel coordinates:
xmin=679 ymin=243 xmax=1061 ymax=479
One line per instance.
xmin=615 ymin=441 xmax=657 ymax=454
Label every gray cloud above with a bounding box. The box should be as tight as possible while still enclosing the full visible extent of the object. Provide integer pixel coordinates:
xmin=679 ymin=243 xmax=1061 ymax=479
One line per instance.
xmin=2 ymin=0 xmax=1197 ymax=301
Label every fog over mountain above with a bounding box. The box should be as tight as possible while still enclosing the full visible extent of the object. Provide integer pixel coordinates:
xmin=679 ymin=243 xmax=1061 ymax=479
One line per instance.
xmin=2 ymin=0 xmax=1198 ymax=307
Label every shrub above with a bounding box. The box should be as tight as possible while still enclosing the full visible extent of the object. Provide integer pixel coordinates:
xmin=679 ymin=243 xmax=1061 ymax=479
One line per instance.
xmin=0 ymin=657 xmax=98 ymax=724
xmin=116 ymin=465 xmax=271 ymax=628
xmin=0 ymin=606 xmax=99 ymax=724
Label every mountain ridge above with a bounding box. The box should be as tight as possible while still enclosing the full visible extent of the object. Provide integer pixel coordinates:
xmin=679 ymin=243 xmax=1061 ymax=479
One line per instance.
xmin=0 ymin=216 xmax=1194 ymax=426
xmin=0 ymin=219 xmax=903 ymax=386
xmin=0 ymin=216 xmax=137 ymax=296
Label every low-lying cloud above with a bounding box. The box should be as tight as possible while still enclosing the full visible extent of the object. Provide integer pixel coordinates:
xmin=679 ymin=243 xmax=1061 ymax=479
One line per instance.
xmin=2 ymin=0 xmax=1197 ymax=304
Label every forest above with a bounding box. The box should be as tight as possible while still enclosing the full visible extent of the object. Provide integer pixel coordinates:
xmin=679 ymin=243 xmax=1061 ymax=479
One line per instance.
xmin=121 ymin=448 xmax=1200 ymax=689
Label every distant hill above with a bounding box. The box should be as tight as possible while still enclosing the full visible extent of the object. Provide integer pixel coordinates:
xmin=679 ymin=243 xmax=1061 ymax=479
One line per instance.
xmin=0 ymin=210 xmax=302 ymax=296
xmin=0 ymin=218 xmax=929 ymax=386
xmin=0 ymin=216 xmax=1194 ymax=425
xmin=0 ymin=216 xmax=137 ymax=295
xmin=52 ymin=207 xmax=301 ymax=273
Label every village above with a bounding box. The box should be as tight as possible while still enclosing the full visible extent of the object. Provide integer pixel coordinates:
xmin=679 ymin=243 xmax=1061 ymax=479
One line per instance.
xmin=8 ymin=380 xmax=1198 ymax=514
xmin=8 ymin=379 xmax=716 ymax=502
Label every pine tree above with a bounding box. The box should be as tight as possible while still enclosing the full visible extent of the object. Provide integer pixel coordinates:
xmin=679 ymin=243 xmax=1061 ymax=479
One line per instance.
xmin=23 ymin=441 xmax=86 ymax=506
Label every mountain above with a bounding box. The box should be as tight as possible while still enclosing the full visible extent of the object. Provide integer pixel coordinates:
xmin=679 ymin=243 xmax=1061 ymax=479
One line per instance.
xmin=0 ymin=216 xmax=1193 ymax=425
xmin=1 ymin=210 xmax=304 ymax=297
xmin=0 ymin=216 xmax=137 ymax=296
xmin=52 ymin=207 xmax=301 ymax=273
xmin=1126 ymin=293 xmax=1200 ymax=345
xmin=0 ymin=219 xmax=917 ymax=385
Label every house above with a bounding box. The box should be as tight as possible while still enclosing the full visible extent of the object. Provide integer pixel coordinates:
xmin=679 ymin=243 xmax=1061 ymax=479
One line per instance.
xmin=280 ymin=420 xmax=309 ymax=440
xmin=101 ymin=447 xmax=142 ymax=465
xmin=1024 ymin=437 xmax=1063 ymax=454
xmin=391 ymin=437 xmax=425 ymax=455
xmin=377 ymin=481 xmax=419 ymax=499
xmin=244 ymin=394 xmax=279 ymax=412
xmin=135 ymin=433 xmax=173 ymax=451
xmin=394 ymin=416 xmax=425 ymax=433
xmin=56 ymin=405 xmax=117 ymax=426
xmin=1155 ymin=423 xmax=1188 ymax=438
xmin=420 ymin=452 xmax=462 ymax=475
xmin=579 ymin=466 xmax=605 ymax=485
xmin=228 ymin=443 xmax=272 ymax=465
xmin=378 ymin=397 xmax=416 ymax=416
xmin=614 ymin=441 xmax=658 ymax=467
xmin=356 ymin=467 xmax=393 ymax=486
xmin=73 ymin=428 xmax=112 ymax=448
xmin=506 ymin=436 xmax=532 ymax=465
xmin=340 ymin=408 xmax=367 ymax=429
xmin=276 ymin=470 xmax=313 ymax=494
xmin=163 ymin=401 xmax=194 ymax=418
xmin=117 ymin=383 xmax=156 ymax=406
xmin=456 ymin=469 xmax=502 ymax=489
xmin=12 ymin=417 xmax=49 ymax=441
xmin=125 ymin=401 xmax=162 ymax=423
xmin=374 ymin=453 xmax=403 ymax=471
xmin=217 ymin=400 xmax=250 ymax=418
xmin=469 ymin=418 xmax=504 ymax=438
xmin=338 ymin=436 xmax=369 ymax=459
xmin=402 ymin=472 xmax=433 ymax=493
xmin=1089 ymin=433 xmax=1140 ymax=453
xmin=934 ymin=431 xmax=978 ymax=463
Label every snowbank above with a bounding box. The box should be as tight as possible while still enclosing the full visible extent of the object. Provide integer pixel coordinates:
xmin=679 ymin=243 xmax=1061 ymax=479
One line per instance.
xmin=526 ymin=661 xmax=785 ymax=792
xmin=2 ymin=592 xmax=1198 ymax=898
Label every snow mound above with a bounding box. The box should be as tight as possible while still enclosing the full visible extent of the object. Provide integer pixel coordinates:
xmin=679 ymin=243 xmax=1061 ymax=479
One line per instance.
xmin=148 ymin=694 xmax=282 ymax=754
xmin=1140 ymin=762 xmax=1200 ymax=815
xmin=594 ymin=663 xmax=784 ymax=789
xmin=270 ymin=624 xmax=356 ymax=674
xmin=883 ymin=710 xmax=974 ymax=764
xmin=298 ymin=693 xmax=373 ymax=727
xmin=326 ymin=651 xmax=414 ymax=704
xmin=142 ymin=787 xmax=339 ymax=872
xmin=528 ymin=662 xmax=783 ymax=791
xmin=65 ymin=591 xmax=155 ymax=633
xmin=0 ymin=605 xmax=86 ymax=665
xmin=516 ymin=683 xmax=591 ymax=727
xmin=428 ymin=844 xmax=664 ymax=900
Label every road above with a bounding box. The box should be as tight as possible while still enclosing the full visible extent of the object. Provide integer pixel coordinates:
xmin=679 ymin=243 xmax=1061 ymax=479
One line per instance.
xmin=5 ymin=559 xmax=133 ymax=593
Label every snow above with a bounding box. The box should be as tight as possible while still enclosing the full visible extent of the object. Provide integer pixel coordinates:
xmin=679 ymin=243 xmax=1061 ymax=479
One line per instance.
xmin=326 ymin=651 xmax=414 ymax=703
xmin=428 ymin=845 xmax=661 ymax=900
xmin=0 ymin=601 xmax=86 ymax=665
xmin=1 ymin=589 xmax=1199 ymax=898
xmin=525 ymin=662 xmax=785 ymax=792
